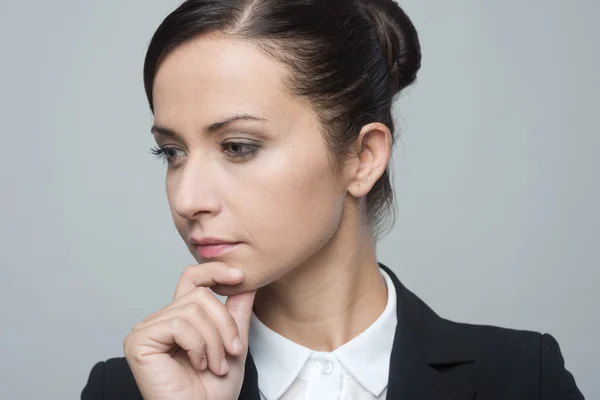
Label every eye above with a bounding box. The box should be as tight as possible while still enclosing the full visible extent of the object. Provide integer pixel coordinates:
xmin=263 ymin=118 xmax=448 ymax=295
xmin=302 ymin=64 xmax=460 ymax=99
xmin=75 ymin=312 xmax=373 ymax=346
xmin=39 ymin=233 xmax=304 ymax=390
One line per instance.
xmin=220 ymin=140 xmax=260 ymax=160
xmin=150 ymin=146 xmax=185 ymax=164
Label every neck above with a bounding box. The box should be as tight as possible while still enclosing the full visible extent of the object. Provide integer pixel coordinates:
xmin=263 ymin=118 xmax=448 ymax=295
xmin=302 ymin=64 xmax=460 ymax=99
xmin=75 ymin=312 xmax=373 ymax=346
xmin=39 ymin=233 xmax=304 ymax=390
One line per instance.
xmin=253 ymin=218 xmax=388 ymax=352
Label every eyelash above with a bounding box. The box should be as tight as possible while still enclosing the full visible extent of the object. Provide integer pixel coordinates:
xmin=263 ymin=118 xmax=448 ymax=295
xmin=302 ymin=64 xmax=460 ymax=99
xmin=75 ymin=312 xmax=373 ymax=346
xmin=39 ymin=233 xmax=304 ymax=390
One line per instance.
xmin=150 ymin=141 xmax=260 ymax=164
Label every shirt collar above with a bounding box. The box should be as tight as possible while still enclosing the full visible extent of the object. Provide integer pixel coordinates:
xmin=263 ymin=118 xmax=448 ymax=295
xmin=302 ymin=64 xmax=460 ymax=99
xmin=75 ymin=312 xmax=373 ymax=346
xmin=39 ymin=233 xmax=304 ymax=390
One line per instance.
xmin=249 ymin=310 xmax=312 ymax=400
xmin=332 ymin=267 xmax=397 ymax=396
xmin=248 ymin=267 xmax=398 ymax=400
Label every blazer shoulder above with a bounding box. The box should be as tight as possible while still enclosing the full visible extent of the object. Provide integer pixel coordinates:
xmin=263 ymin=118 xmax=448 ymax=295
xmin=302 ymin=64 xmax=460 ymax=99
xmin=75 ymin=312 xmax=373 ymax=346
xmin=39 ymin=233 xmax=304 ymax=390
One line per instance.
xmin=443 ymin=320 xmax=584 ymax=399
xmin=540 ymin=333 xmax=585 ymax=399
xmin=447 ymin=318 xmax=542 ymax=353
xmin=81 ymin=360 xmax=106 ymax=400
xmin=81 ymin=357 xmax=142 ymax=400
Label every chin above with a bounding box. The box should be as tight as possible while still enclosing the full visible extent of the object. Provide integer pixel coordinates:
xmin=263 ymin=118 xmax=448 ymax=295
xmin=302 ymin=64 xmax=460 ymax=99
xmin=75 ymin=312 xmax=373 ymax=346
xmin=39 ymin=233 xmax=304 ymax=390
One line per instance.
xmin=189 ymin=247 xmax=297 ymax=294
xmin=213 ymin=260 xmax=284 ymax=296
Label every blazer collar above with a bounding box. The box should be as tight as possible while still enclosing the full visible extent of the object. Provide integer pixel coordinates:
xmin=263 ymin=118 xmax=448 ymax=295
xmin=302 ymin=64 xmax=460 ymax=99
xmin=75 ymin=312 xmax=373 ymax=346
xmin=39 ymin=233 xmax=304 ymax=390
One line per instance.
xmin=379 ymin=262 xmax=476 ymax=400
xmin=239 ymin=262 xmax=477 ymax=400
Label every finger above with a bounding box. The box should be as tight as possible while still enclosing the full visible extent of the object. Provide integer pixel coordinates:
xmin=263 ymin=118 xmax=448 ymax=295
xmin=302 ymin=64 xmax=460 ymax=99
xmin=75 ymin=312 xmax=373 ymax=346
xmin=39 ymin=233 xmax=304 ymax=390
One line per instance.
xmin=142 ymin=264 xmax=243 ymax=323
xmin=192 ymin=288 xmax=244 ymax=357
xmin=133 ymin=303 xmax=229 ymax=376
xmin=174 ymin=262 xmax=244 ymax=300
xmin=138 ymin=287 xmax=243 ymax=357
xmin=126 ymin=317 xmax=207 ymax=372
xmin=225 ymin=290 xmax=257 ymax=349
xmin=181 ymin=303 xmax=229 ymax=376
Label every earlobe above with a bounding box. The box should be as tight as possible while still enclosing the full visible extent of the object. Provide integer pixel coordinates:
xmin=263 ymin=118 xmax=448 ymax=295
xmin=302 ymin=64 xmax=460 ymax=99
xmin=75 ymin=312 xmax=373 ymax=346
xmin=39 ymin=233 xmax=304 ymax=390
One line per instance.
xmin=347 ymin=122 xmax=392 ymax=198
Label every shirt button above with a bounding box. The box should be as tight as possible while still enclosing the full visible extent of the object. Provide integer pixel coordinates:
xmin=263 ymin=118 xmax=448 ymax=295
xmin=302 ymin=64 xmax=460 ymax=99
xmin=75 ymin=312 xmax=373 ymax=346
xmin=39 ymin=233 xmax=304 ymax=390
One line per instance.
xmin=321 ymin=360 xmax=333 ymax=375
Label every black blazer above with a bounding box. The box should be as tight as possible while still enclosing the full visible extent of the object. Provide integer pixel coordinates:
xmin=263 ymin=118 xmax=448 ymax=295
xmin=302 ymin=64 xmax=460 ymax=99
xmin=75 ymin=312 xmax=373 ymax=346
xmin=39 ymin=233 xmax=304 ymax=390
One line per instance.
xmin=82 ymin=263 xmax=585 ymax=399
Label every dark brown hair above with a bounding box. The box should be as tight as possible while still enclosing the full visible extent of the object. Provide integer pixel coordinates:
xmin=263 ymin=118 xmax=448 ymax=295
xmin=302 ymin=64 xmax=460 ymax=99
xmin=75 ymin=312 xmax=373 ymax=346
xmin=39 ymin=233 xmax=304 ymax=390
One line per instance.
xmin=144 ymin=0 xmax=421 ymax=239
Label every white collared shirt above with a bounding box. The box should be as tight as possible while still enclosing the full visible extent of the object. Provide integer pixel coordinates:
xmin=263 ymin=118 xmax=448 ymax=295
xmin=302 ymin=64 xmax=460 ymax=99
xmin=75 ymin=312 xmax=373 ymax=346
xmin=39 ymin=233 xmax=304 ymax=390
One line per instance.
xmin=248 ymin=268 xmax=398 ymax=400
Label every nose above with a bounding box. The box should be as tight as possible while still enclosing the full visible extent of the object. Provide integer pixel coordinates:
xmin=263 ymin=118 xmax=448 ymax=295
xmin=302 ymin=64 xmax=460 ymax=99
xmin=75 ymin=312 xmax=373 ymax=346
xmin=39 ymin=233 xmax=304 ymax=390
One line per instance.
xmin=170 ymin=157 xmax=222 ymax=220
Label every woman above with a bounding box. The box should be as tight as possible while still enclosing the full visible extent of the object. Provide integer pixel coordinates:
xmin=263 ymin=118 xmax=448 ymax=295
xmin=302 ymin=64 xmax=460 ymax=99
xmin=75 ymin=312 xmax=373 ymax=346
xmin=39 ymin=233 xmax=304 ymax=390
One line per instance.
xmin=82 ymin=0 xmax=584 ymax=399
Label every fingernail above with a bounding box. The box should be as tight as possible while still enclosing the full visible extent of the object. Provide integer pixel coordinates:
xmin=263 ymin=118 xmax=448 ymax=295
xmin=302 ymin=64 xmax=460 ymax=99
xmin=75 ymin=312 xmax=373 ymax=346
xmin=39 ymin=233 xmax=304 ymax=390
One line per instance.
xmin=232 ymin=337 xmax=243 ymax=353
xmin=200 ymin=356 xmax=207 ymax=371
xmin=221 ymin=358 xmax=229 ymax=374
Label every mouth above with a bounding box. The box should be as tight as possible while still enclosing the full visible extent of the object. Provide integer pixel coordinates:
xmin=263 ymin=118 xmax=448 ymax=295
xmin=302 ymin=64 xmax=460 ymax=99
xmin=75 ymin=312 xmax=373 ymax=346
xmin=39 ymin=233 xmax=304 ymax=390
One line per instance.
xmin=194 ymin=242 xmax=242 ymax=258
xmin=188 ymin=236 xmax=242 ymax=258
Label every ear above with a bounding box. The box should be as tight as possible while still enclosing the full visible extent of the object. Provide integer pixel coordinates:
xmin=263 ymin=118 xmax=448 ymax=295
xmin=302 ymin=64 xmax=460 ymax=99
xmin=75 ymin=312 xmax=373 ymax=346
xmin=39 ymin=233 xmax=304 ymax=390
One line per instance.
xmin=346 ymin=122 xmax=392 ymax=198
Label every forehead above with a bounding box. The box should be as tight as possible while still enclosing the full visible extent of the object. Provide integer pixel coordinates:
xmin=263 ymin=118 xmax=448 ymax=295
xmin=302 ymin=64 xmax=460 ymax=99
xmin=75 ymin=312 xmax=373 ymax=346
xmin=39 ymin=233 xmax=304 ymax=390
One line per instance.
xmin=152 ymin=34 xmax=295 ymax=122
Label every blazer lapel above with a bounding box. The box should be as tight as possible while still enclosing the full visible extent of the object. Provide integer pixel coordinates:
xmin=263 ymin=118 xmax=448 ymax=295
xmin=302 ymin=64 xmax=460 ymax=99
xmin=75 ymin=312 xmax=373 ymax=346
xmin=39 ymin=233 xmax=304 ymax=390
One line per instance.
xmin=380 ymin=262 xmax=477 ymax=400
xmin=239 ymin=352 xmax=261 ymax=400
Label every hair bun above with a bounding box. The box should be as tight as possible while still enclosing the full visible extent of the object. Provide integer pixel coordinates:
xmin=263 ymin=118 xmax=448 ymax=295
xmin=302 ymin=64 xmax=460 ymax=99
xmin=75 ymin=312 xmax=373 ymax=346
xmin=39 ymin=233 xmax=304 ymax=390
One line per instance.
xmin=359 ymin=0 xmax=421 ymax=95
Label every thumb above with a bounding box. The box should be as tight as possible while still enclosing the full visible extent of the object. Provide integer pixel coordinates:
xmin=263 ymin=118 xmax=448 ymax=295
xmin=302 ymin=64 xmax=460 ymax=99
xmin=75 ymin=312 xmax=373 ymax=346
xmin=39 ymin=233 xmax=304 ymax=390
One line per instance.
xmin=225 ymin=290 xmax=257 ymax=347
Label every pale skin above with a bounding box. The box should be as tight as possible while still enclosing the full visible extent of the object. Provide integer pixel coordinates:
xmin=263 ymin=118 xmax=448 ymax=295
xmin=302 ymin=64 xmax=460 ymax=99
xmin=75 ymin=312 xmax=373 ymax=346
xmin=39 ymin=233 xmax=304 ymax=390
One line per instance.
xmin=123 ymin=33 xmax=392 ymax=400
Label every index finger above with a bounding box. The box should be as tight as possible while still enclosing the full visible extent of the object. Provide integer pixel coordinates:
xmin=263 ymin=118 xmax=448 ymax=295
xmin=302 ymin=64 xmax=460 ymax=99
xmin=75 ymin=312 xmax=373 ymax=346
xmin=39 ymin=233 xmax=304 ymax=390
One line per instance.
xmin=174 ymin=262 xmax=244 ymax=300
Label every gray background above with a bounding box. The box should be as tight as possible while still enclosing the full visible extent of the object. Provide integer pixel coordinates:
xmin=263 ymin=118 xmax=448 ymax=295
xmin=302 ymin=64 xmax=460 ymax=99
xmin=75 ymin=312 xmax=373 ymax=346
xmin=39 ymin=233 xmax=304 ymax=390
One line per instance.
xmin=0 ymin=1 xmax=597 ymax=398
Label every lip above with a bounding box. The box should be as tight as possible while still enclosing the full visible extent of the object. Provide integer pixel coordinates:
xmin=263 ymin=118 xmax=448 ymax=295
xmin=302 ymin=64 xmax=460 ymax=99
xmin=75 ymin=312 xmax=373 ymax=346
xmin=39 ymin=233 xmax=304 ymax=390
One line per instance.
xmin=189 ymin=236 xmax=241 ymax=258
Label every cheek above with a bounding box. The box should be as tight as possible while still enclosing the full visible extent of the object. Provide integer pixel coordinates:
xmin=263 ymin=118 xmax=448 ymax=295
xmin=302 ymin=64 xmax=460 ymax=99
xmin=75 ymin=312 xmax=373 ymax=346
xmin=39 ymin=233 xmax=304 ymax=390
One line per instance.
xmin=235 ymin=145 xmax=344 ymax=254
xmin=224 ymin=151 xmax=345 ymax=289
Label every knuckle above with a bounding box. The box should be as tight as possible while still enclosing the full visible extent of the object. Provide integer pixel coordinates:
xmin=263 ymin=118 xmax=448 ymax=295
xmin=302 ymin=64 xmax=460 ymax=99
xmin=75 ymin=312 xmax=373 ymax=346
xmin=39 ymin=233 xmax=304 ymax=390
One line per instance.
xmin=123 ymin=334 xmax=131 ymax=350
xmin=129 ymin=349 xmax=148 ymax=365
xmin=181 ymin=264 xmax=198 ymax=279
xmin=192 ymin=286 xmax=210 ymax=300
xmin=185 ymin=302 xmax=202 ymax=314
xmin=225 ymin=316 xmax=239 ymax=334
xmin=170 ymin=316 xmax=187 ymax=330
xmin=123 ymin=332 xmax=136 ymax=353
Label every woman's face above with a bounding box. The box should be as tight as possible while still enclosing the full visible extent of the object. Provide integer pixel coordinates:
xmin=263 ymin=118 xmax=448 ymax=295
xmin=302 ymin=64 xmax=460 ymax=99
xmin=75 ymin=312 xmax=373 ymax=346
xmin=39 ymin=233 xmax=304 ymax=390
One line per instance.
xmin=152 ymin=35 xmax=352 ymax=293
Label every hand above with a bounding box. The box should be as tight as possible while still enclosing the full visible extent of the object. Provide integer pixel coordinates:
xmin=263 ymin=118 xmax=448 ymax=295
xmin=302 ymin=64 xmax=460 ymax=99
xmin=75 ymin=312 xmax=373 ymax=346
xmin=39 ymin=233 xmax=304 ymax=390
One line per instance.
xmin=123 ymin=262 xmax=257 ymax=400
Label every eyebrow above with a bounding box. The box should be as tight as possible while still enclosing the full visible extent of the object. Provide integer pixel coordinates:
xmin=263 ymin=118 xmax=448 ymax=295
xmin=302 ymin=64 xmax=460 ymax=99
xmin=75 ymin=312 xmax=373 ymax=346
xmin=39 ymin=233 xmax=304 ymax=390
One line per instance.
xmin=150 ymin=114 xmax=267 ymax=137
